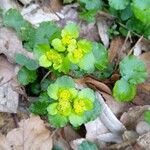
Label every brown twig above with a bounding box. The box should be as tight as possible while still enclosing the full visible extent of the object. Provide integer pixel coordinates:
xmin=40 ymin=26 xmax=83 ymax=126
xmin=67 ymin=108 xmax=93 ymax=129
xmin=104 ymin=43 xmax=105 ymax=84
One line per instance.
xmin=128 ymin=35 xmax=143 ymax=56
xmin=11 ymin=113 xmax=19 ymax=128
xmin=40 ymin=70 xmax=51 ymax=83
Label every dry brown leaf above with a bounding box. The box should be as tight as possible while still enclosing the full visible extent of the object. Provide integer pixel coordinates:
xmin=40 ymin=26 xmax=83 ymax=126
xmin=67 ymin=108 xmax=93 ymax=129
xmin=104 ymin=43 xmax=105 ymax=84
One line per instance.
xmin=139 ymin=51 xmax=150 ymax=76
xmin=0 ymin=116 xmax=53 ymax=150
xmin=84 ymin=77 xmax=112 ymax=95
xmin=63 ymin=125 xmax=81 ymax=143
xmin=108 ymin=36 xmax=125 ymax=63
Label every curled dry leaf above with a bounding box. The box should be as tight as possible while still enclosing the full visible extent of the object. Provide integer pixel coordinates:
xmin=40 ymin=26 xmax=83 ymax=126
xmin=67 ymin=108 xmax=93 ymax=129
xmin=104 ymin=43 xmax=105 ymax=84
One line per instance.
xmin=84 ymin=77 xmax=112 ymax=95
xmin=101 ymin=92 xmax=131 ymax=116
xmin=0 ymin=116 xmax=53 ymax=150
xmin=96 ymin=92 xmax=126 ymax=134
xmin=0 ymin=28 xmax=33 ymax=63
xmin=120 ymin=105 xmax=150 ymax=129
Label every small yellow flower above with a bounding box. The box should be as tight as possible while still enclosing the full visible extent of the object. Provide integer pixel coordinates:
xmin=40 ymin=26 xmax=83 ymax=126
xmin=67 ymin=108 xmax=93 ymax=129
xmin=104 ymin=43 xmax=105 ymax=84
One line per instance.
xmin=57 ymin=100 xmax=71 ymax=116
xmin=58 ymin=89 xmax=71 ymax=101
xmin=62 ymin=34 xmax=72 ymax=45
xmin=73 ymin=99 xmax=86 ymax=115
xmin=73 ymin=49 xmax=83 ymax=59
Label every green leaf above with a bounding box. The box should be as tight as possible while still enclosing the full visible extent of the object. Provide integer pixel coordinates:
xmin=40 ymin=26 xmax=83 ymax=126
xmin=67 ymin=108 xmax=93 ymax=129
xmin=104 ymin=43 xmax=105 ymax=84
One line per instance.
xmin=120 ymin=55 xmax=148 ymax=84
xmin=79 ymin=10 xmax=97 ymax=22
xmin=120 ymin=5 xmax=133 ymax=21
xmin=47 ymin=103 xmax=58 ymax=115
xmin=15 ymin=53 xmax=39 ymax=70
xmin=69 ymin=113 xmax=85 ymax=127
xmin=29 ymin=92 xmax=53 ymax=115
xmin=34 ymin=44 xmax=50 ymax=59
xmin=92 ymin=42 xmax=108 ymax=70
xmin=108 ymin=0 xmax=130 ymax=10
xmin=63 ymin=0 xmax=74 ymax=4
xmin=25 ymin=59 xmax=39 ymax=70
xmin=3 ymin=9 xmax=25 ymax=30
xmin=131 ymin=0 xmax=150 ymax=24
xmin=3 ymin=9 xmax=36 ymax=51
xmin=58 ymin=57 xmax=71 ymax=74
xmin=51 ymin=38 xmax=66 ymax=52
xmin=17 ymin=67 xmax=37 ymax=85
xmin=77 ymin=39 xmax=92 ymax=53
xmin=30 ymin=82 xmax=41 ymax=95
xmin=47 ymin=83 xmax=59 ymax=100
xmin=61 ymin=22 xmax=79 ymax=39
xmin=126 ymin=17 xmax=145 ymax=34
xmin=48 ymin=114 xmax=68 ymax=128
xmin=39 ymin=55 xmax=52 ymax=68
xmin=78 ymin=88 xmax=95 ymax=102
xmin=113 ymin=78 xmax=136 ymax=102
xmin=79 ymin=0 xmax=102 ymax=10
xmin=84 ymin=99 xmax=101 ymax=122
xmin=144 ymin=111 xmax=150 ymax=125
xmin=35 ymin=21 xmax=61 ymax=45
xmin=79 ymin=52 xmax=95 ymax=73
xmin=78 ymin=141 xmax=98 ymax=150
xmin=41 ymin=79 xmax=53 ymax=91
xmin=56 ymin=76 xmax=75 ymax=88
xmin=15 ymin=53 xmax=28 ymax=66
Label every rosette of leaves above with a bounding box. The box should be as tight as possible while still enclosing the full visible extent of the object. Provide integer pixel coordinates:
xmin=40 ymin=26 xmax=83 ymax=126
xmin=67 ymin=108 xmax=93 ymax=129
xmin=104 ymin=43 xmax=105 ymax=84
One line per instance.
xmin=113 ymin=55 xmax=147 ymax=102
xmin=36 ymin=22 xmax=109 ymax=74
xmin=47 ymin=76 xmax=100 ymax=128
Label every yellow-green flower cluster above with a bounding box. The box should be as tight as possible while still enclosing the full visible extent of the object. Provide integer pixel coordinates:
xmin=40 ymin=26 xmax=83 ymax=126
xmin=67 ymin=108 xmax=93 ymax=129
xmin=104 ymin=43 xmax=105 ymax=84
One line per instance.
xmin=38 ymin=22 xmax=93 ymax=73
xmin=47 ymin=76 xmax=96 ymax=128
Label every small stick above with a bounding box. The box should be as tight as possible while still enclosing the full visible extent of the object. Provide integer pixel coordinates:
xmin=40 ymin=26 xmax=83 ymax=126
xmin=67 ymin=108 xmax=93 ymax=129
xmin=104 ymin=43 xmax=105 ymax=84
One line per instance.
xmin=128 ymin=35 xmax=143 ymax=56
xmin=40 ymin=70 xmax=51 ymax=83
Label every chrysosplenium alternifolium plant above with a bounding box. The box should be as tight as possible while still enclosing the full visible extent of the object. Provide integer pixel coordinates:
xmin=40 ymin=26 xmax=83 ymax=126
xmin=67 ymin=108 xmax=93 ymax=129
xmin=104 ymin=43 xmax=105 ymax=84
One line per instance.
xmin=47 ymin=76 xmax=100 ymax=128
xmin=38 ymin=22 xmax=108 ymax=73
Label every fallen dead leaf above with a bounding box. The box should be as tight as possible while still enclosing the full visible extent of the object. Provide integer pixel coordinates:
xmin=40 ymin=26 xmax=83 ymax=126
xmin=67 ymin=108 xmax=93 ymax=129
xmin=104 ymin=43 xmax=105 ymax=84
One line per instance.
xmin=120 ymin=105 xmax=150 ymax=129
xmin=108 ymin=36 xmax=125 ymax=63
xmin=137 ymin=132 xmax=150 ymax=150
xmin=0 ymin=56 xmax=19 ymax=113
xmin=139 ymin=51 xmax=150 ymax=76
xmin=84 ymin=77 xmax=112 ymax=95
xmin=101 ymin=92 xmax=131 ymax=116
xmin=63 ymin=125 xmax=81 ymax=143
xmin=97 ymin=17 xmax=112 ymax=48
xmin=0 ymin=0 xmax=18 ymax=12
xmin=0 ymin=116 xmax=53 ymax=150
xmin=21 ymin=4 xmax=60 ymax=26
xmin=0 ymin=28 xmax=33 ymax=63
